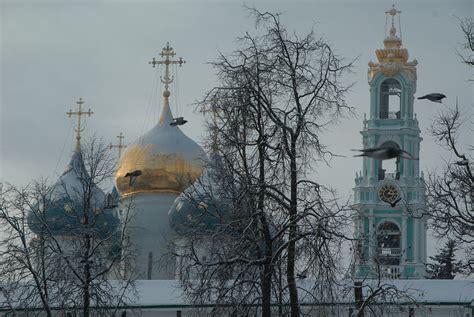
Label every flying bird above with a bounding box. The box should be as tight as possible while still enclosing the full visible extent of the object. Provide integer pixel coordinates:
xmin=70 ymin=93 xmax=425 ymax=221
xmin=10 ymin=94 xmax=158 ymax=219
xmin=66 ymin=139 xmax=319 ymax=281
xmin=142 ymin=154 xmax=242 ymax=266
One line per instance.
xmin=352 ymin=146 xmax=415 ymax=160
xmin=389 ymin=197 xmax=402 ymax=208
xmin=125 ymin=170 xmax=142 ymax=186
xmin=417 ymin=93 xmax=446 ymax=103
xmin=170 ymin=117 xmax=188 ymax=126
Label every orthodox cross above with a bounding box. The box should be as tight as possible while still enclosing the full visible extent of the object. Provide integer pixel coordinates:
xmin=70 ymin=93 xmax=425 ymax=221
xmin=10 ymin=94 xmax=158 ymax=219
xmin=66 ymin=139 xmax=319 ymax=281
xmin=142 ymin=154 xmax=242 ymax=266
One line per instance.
xmin=109 ymin=132 xmax=126 ymax=158
xmin=148 ymin=42 xmax=186 ymax=94
xmin=67 ymin=98 xmax=93 ymax=149
xmin=386 ymin=5 xmax=401 ymax=36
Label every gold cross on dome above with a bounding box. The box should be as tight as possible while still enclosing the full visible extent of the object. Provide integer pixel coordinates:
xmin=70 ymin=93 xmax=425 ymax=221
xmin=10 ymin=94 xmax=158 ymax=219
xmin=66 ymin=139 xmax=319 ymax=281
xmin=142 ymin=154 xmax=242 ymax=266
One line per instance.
xmin=386 ymin=5 xmax=401 ymax=29
xmin=67 ymin=98 xmax=93 ymax=149
xmin=108 ymin=132 xmax=126 ymax=158
xmin=148 ymin=42 xmax=186 ymax=93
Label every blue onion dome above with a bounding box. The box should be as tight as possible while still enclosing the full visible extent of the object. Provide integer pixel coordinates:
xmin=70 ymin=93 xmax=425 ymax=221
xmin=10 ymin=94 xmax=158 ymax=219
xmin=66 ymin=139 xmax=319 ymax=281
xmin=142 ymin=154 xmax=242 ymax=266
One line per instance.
xmin=27 ymin=148 xmax=120 ymax=239
xmin=168 ymin=154 xmax=230 ymax=235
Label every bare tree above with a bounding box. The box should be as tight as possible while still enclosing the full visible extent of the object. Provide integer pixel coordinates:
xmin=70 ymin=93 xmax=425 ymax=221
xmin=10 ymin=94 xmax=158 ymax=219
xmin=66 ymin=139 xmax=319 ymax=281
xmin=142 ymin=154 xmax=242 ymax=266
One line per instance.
xmin=349 ymin=278 xmax=421 ymax=317
xmin=0 ymin=139 xmax=134 ymax=316
xmin=427 ymin=18 xmax=474 ymax=262
xmin=426 ymin=104 xmax=473 ymax=246
xmin=456 ymin=17 xmax=473 ymax=68
xmin=0 ymin=181 xmax=57 ymax=317
xmin=424 ymin=16 xmax=474 ymax=274
xmin=171 ymin=8 xmax=354 ymax=317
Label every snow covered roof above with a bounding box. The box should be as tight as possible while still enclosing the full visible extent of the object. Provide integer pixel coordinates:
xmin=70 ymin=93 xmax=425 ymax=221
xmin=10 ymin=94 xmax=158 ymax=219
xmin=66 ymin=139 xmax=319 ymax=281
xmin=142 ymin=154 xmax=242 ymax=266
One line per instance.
xmin=125 ymin=279 xmax=473 ymax=307
xmin=1 ymin=279 xmax=472 ymax=311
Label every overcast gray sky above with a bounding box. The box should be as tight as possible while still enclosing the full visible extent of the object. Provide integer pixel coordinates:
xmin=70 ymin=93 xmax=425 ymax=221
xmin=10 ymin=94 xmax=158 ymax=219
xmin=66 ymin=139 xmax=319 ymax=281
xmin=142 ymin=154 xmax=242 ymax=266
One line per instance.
xmin=1 ymin=0 xmax=472 ymax=251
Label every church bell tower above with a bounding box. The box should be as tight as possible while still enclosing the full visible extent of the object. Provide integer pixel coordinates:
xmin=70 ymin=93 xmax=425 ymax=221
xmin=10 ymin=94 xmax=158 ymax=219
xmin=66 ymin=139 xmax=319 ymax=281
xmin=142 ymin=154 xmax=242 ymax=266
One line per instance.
xmin=353 ymin=6 xmax=427 ymax=279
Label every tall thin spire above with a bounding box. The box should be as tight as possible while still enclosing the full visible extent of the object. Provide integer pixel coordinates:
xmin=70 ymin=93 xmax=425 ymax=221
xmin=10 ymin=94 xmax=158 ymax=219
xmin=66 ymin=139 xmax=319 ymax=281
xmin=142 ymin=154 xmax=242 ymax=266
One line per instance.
xmin=109 ymin=132 xmax=126 ymax=158
xmin=149 ymin=42 xmax=186 ymax=125
xmin=67 ymin=98 xmax=93 ymax=150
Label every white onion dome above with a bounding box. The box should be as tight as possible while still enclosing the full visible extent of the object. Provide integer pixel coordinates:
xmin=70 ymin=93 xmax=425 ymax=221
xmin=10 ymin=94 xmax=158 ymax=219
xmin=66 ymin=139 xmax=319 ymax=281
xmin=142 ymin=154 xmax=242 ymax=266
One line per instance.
xmin=115 ymin=101 xmax=205 ymax=197
xmin=28 ymin=148 xmax=120 ymax=238
xmin=168 ymin=154 xmax=229 ymax=235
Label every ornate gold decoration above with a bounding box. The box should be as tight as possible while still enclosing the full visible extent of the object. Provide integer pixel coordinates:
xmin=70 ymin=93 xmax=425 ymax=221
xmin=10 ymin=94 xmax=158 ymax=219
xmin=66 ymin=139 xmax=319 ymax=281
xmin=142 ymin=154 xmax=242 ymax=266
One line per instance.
xmin=115 ymin=144 xmax=202 ymax=196
xmin=109 ymin=132 xmax=126 ymax=158
xmin=67 ymin=98 xmax=93 ymax=150
xmin=378 ymin=184 xmax=400 ymax=203
xmin=368 ymin=5 xmax=418 ymax=82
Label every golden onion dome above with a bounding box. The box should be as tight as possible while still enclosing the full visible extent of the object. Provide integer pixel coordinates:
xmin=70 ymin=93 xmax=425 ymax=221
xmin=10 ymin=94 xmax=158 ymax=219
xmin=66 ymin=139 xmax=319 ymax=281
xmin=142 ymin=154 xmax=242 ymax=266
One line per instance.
xmin=115 ymin=100 xmax=205 ymax=197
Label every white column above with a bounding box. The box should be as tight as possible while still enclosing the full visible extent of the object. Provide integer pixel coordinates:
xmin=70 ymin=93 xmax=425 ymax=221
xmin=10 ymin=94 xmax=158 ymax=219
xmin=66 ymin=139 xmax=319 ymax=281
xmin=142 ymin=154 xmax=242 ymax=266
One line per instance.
xmin=422 ymin=219 xmax=427 ymax=263
xmin=402 ymin=215 xmax=407 ymax=264
xmin=370 ymin=158 xmax=375 ymax=182
xmin=368 ymin=211 xmax=374 ymax=260
xmin=370 ymin=138 xmax=376 ymax=181
xmin=414 ymin=139 xmax=419 ymax=177
xmin=413 ymin=217 xmax=419 ymax=263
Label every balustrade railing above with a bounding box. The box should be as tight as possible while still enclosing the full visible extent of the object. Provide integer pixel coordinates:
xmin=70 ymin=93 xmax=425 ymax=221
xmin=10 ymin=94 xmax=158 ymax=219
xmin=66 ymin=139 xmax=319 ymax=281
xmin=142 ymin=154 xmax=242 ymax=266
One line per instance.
xmin=378 ymin=248 xmax=401 ymax=257
xmin=380 ymin=265 xmax=401 ymax=279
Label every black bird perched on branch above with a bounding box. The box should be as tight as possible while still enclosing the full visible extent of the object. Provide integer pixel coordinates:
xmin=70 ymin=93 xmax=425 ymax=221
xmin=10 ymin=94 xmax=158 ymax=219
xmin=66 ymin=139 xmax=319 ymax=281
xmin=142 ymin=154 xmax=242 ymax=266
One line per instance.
xmin=417 ymin=93 xmax=446 ymax=103
xmin=125 ymin=170 xmax=142 ymax=186
xmin=170 ymin=117 xmax=187 ymax=126
xmin=352 ymin=146 xmax=415 ymax=160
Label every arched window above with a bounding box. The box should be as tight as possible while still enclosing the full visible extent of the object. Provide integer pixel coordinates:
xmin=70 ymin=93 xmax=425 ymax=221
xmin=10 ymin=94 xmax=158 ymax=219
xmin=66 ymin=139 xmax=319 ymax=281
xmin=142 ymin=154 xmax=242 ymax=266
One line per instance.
xmin=379 ymin=79 xmax=401 ymax=119
xmin=376 ymin=221 xmax=401 ymax=265
xmin=378 ymin=141 xmax=400 ymax=180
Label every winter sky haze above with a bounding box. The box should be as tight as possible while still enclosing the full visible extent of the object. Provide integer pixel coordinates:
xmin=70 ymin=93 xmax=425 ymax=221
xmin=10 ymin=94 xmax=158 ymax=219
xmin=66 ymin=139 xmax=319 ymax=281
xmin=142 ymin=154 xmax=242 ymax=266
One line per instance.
xmin=1 ymin=1 xmax=472 ymax=258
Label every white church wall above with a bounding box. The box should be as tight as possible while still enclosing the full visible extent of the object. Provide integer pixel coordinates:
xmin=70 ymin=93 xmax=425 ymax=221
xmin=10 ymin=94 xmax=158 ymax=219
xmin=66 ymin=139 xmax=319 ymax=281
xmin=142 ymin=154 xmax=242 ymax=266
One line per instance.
xmin=123 ymin=192 xmax=178 ymax=280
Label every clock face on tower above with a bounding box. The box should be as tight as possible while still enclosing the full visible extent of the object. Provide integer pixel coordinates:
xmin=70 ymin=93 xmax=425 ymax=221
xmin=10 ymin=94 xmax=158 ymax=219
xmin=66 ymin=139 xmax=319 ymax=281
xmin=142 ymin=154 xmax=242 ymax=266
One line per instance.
xmin=378 ymin=184 xmax=400 ymax=203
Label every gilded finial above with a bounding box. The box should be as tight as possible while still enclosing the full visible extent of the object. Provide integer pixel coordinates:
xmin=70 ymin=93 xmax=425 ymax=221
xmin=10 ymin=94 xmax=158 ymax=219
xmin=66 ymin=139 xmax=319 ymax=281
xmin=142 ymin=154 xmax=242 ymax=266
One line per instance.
xmin=109 ymin=132 xmax=126 ymax=158
xmin=387 ymin=5 xmax=400 ymax=22
xmin=67 ymin=98 xmax=93 ymax=150
xmin=149 ymin=42 xmax=186 ymax=124
xmin=149 ymin=42 xmax=186 ymax=96
xmin=385 ymin=5 xmax=401 ymax=39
